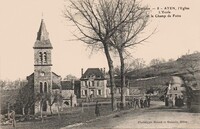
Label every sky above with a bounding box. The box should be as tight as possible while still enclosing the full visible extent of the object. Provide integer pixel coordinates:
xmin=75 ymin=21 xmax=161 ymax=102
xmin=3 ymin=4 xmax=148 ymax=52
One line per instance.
xmin=0 ymin=0 xmax=200 ymax=81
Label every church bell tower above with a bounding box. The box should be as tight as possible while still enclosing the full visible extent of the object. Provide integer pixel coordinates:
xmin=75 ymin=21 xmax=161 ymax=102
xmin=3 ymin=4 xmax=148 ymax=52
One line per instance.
xmin=33 ymin=19 xmax=53 ymax=96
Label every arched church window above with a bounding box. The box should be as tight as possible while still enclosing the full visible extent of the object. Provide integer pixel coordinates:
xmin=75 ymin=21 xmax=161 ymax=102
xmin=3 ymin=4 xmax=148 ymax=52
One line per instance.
xmin=44 ymin=82 xmax=47 ymax=93
xmin=40 ymin=82 xmax=43 ymax=93
xmin=43 ymin=52 xmax=47 ymax=63
xmin=39 ymin=52 xmax=43 ymax=64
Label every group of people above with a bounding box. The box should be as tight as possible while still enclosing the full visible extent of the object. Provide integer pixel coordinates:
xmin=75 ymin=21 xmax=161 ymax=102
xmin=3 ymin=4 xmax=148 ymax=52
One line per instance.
xmin=135 ymin=96 xmax=151 ymax=109
xmin=127 ymin=95 xmax=151 ymax=109
xmin=165 ymin=95 xmax=184 ymax=107
xmin=175 ymin=95 xmax=184 ymax=107
xmin=94 ymin=95 xmax=151 ymax=117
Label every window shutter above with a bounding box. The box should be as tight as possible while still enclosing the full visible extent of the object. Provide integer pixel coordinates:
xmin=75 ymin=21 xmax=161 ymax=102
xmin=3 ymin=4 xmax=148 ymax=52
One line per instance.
xmin=82 ymin=90 xmax=85 ymax=96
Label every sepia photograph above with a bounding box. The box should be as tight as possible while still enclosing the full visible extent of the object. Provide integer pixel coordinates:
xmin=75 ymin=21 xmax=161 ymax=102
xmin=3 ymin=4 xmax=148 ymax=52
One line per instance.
xmin=0 ymin=0 xmax=200 ymax=128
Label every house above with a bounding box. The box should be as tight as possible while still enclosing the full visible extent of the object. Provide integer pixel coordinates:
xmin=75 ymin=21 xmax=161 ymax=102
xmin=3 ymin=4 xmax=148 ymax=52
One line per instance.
xmin=106 ymin=78 xmax=130 ymax=97
xmin=74 ymin=81 xmax=81 ymax=98
xmin=166 ymin=76 xmax=185 ymax=98
xmin=61 ymin=80 xmax=78 ymax=107
xmin=80 ymin=68 xmax=107 ymax=98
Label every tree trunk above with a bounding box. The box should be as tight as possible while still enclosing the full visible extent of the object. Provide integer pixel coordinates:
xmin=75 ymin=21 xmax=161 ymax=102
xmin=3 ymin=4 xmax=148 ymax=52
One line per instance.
xmin=57 ymin=105 xmax=61 ymax=119
xmin=103 ymin=43 xmax=116 ymax=111
xmin=118 ymin=49 xmax=126 ymax=109
xmin=7 ymin=103 xmax=10 ymax=119
xmin=50 ymin=105 xmax=53 ymax=115
xmin=40 ymin=102 xmax=43 ymax=123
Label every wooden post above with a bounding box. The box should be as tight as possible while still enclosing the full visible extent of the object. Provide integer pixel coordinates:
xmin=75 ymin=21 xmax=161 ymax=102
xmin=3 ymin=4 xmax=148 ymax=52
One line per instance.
xmin=81 ymin=102 xmax=84 ymax=113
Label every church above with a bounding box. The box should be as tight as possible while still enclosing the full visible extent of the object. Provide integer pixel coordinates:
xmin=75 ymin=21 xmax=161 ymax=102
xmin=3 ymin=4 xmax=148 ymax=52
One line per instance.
xmin=26 ymin=19 xmax=62 ymax=114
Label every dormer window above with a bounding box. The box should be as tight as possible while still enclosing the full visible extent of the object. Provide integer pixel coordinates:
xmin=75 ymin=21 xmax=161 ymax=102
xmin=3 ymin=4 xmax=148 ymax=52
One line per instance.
xmin=88 ymin=74 xmax=95 ymax=79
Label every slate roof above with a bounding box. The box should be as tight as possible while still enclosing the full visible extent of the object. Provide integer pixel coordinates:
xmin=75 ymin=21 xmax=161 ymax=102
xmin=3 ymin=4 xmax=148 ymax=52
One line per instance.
xmin=52 ymin=72 xmax=61 ymax=77
xmin=34 ymin=40 xmax=53 ymax=49
xmin=27 ymin=73 xmax=34 ymax=80
xmin=80 ymin=68 xmax=105 ymax=80
xmin=52 ymin=82 xmax=60 ymax=89
xmin=61 ymin=81 xmax=74 ymax=90
xmin=33 ymin=19 xmax=53 ymax=49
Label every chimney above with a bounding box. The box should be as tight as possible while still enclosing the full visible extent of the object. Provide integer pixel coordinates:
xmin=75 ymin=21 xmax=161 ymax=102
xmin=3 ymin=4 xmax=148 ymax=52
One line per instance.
xmin=100 ymin=68 xmax=103 ymax=72
xmin=72 ymin=79 xmax=75 ymax=90
xmin=81 ymin=68 xmax=83 ymax=76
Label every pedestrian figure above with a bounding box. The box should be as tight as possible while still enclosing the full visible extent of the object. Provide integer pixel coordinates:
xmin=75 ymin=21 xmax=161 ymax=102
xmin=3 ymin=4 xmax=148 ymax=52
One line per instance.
xmin=9 ymin=107 xmax=16 ymax=129
xmin=186 ymin=96 xmax=192 ymax=109
xmin=180 ymin=96 xmax=184 ymax=107
xmin=128 ymin=101 xmax=131 ymax=108
xmin=144 ymin=99 xmax=147 ymax=108
xmin=175 ymin=95 xmax=178 ymax=106
xmin=132 ymin=98 xmax=136 ymax=108
xmin=165 ymin=96 xmax=169 ymax=106
xmin=95 ymin=101 xmax=100 ymax=117
xmin=177 ymin=96 xmax=183 ymax=107
xmin=147 ymin=96 xmax=151 ymax=107
xmin=177 ymin=96 xmax=180 ymax=107
xmin=169 ymin=96 xmax=173 ymax=107
xmin=135 ymin=98 xmax=140 ymax=109
xmin=140 ymin=98 xmax=143 ymax=108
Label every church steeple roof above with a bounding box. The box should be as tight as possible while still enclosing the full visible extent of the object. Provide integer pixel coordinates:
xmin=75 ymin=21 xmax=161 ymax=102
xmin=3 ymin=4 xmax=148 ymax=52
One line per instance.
xmin=37 ymin=19 xmax=49 ymax=41
xmin=33 ymin=19 xmax=53 ymax=49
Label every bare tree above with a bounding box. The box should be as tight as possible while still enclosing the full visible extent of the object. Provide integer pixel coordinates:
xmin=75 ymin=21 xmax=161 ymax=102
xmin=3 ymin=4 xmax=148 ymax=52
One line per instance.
xmin=64 ymin=0 xmax=152 ymax=110
xmin=46 ymin=93 xmax=54 ymax=115
xmin=52 ymin=90 xmax=63 ymax=119
xmin=63 ymin=74 xmax=78 ymax=81
xmin=35 ymin=93 xmax=46 ymax=122
xmin=64 ymin=0 xmax=131 ymax=110
xmin=149 ymin=58 xmax=166 ymax=73
xmin=149 ymin=58 xmax=166 ymax=66
xmin=17 ymin=85 xmax=34 ymax=116
xmin=178 ymin=53 xmax=200 ymax=87
xmin=114 ymin=58 xmax=146 ymax=76
xmin=107 ymin=0 xmax=153 ymax=108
